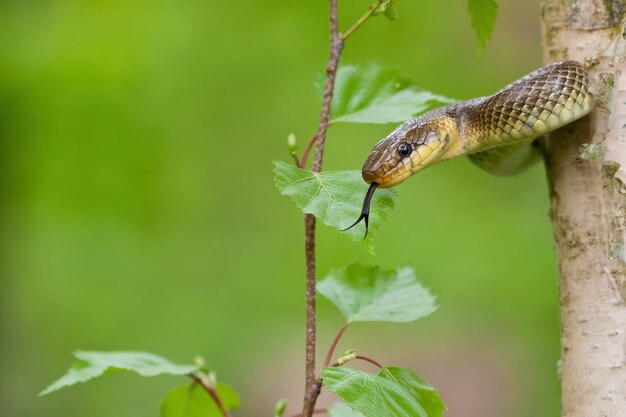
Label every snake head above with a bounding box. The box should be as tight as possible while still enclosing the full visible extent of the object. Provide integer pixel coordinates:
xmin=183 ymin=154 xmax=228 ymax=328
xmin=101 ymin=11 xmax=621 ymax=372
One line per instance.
xmin=344 ymin=115 xmax=459 ymax=238
xmin=362 ymin=116 xmax=458 ymax=188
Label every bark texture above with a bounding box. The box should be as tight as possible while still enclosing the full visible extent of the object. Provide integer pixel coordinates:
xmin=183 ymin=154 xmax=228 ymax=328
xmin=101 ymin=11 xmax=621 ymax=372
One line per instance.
xmin=541 ymin=1 xmax=626 ymax=416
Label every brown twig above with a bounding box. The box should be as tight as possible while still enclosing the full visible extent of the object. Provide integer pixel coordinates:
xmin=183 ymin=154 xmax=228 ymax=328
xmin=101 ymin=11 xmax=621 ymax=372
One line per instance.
xmin=301 ymin=1 xmax=383 ymax=415
xmin=302 ymin=1 xmax=343 ymax=416
xmin=324 ymin=321 xmax=350 ymax=367
xmin=355 ymin=355 xmax=384 ymax=369
xmin=189 ymin=373 xmax=231 ymax=417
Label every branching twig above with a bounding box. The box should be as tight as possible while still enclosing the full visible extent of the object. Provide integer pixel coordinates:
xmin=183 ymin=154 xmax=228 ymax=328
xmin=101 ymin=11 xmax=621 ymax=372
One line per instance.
xmin=301 ymin=1 xmax=384 ymax=416
xmin=302 ymin=0 xmax=342 ymax=415
xmin=341 ymin=0 xmax=384 ymax=42
xmin=189 ymin=373 xmax=231 ymax=417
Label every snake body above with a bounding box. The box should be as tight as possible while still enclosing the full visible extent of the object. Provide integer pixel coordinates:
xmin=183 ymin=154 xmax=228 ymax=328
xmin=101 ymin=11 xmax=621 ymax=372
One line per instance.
xmin=345 ymin=62 xmax=594 ymax=235
xmin=361 ymin=61 xmax=594 ymax=187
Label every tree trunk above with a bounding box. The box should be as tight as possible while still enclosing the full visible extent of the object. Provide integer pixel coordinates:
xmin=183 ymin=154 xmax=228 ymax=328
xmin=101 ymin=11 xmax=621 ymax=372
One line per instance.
xmin=540 ymin=1 xmax=626 ymax=416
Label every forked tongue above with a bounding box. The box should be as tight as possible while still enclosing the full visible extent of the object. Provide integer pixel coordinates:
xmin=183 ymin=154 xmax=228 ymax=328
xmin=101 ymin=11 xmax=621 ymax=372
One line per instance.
xmin=342 ymin=182 xmax=378 ymax=239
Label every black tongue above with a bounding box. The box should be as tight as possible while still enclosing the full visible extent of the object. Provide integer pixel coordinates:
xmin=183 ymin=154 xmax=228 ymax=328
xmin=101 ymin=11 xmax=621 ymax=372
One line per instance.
xmin=341 ymin=182 xmax=378 ymax=239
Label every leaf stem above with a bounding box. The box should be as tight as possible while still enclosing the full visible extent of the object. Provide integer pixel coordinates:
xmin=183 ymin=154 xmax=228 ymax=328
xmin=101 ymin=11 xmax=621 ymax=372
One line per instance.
xmin=355 ymin=355 xmax=384 ymax=369
xmin=189 ymin=373 xmax=231 ymax=417
xmin=324 ymin=321 xmax=351 ymax=367
xmin=341 ymin=0 xmax=384 ymax=42
xmin=299 ymin=133 xmax=317 ymax=169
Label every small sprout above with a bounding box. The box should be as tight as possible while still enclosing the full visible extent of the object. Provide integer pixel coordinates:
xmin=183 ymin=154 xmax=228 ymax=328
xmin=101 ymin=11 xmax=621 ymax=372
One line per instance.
xmin=273 ymin=399 xmax=287 ymax=417
xmin=287 ymin=133 xmax=298 ymax=156
xmin=207 ymin=371 xmax=217 ymax=388
xmin=383 ymin=4 xmax=398 ymax=20
xmin=337 ymin=348 xmax=357 ymax=365
xmin=194 ymin=356 xmax=207 ymax=372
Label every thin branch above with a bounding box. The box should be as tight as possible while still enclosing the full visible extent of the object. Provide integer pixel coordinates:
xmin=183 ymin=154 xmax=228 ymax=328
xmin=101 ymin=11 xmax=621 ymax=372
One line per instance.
xmin=301 ymin=0 xmax=383 ymax=415
xmin=341 ymin=0 xmax=384 ymax=42
xmin=355 ymin=355 xmax=384 ymax=369
xmin=324 ymin=321 xmax=350 ymax=366
xmin=302 ymin=0 xmax=342 ymax=415
xmin=189 ymin=373 xmax=231 ymax=417
xmin=302 ymin=214 xmax=319 ymax=417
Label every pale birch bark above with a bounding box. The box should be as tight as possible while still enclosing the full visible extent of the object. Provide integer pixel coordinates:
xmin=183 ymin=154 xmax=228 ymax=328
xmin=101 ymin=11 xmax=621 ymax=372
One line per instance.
xmin=540 ymin=1 xmax=626 ymax=416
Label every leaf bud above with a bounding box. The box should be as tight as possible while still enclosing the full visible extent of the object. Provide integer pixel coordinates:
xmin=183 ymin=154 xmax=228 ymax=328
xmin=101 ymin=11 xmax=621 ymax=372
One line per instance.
xmin=287 ymin=133 xmax=298 ymax=155
xmin=273 ymin=399 xmax=287 ymax=417
xmin=337 ymin=348 xmax=357 ymax=365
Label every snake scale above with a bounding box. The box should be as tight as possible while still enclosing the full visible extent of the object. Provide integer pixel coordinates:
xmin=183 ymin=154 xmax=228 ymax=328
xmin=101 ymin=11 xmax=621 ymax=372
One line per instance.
xmin=345 ymin=61 xmax=595 ymax=235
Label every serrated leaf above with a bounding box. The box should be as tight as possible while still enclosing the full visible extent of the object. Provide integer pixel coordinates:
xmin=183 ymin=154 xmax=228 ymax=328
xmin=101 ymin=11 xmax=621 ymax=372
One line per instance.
xmin=328 ymin=402 xmax=366 ymax=417
xmin=467 ymin=0 xmax=498 ymax=57
xmin=315 ymin=62 xmax=455 ymax=124
xmin=161 ymin=383 xmax=240 ymax=417
xmin=40 ymin=351 xmax=199 ymax=395
xmin=380 ymin=367 xmax=445 ymax=417
xmin=273 ymin=161 xmax=395 ymax=253
xmin=323 ymin=366 xmax=440 ymax=417
xmin=318 ymin=263 xmax=436 ymax=322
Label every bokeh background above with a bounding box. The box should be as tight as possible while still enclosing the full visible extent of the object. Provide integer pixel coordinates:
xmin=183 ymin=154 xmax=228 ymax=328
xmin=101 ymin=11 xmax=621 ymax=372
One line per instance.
xmin=0 ymin=1 xmax=559 ymax=416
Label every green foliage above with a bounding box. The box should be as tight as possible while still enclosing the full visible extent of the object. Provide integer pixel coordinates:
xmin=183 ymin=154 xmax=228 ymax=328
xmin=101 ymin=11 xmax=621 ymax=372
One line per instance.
xmin=374 ymin=0 xmax=398 ymax=21
xmin=40 ymin=351 xmax=198 ymax=396
xmin=273 ymin=161 xmax=396 ymax=253
xmin=381 ymin=367 xmax=446 ymax=417
xmin=318 ymin=262 xmax=437 ymax=322
xmin=160 ymin=383 xmax=240 ymax=417
xmin=315 ymin=62 xmax=455 ymax=124
xmin=328 ymin=402 xmax=365 ymax=417
xmin=322 ymin=366 xmax=444 ymax=417
xmin=467 ymin=0 xmax=498 ymax=57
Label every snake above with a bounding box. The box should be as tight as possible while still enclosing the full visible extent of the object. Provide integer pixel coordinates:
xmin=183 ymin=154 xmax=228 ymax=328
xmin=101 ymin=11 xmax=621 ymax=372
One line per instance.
xmin=344 ymin=61 xmax=595 ymax=236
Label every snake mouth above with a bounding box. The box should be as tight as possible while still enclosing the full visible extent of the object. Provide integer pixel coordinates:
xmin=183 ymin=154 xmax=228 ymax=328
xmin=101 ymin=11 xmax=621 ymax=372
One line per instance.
xmin=342 ymin=182 xmax=378 ymax=238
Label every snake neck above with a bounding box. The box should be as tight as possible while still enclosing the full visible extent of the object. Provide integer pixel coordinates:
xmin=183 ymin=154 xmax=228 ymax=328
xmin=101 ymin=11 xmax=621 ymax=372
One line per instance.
xmin=361 ymin=61 xmax=594 ymax=187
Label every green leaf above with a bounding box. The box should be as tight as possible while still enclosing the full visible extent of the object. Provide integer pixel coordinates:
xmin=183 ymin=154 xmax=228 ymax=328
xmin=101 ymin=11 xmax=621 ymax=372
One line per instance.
xmin=315 ymin=62 xmax=455 ymax=124
xmin=467 ymin=0 xmax=498 ymax=57
xmin=380 ymin=367 xmax=445 ymax=417
xmin=273 ymin=161 xmax=396 ymax=254
xmin=383 ymin=5 xmax=398 ymax=21
xmin=328 ymin=402 xmax=366 ymax=417
xmin=161 ymin=383 xmax=240 ymax=417
xmin=317 ymin=262 xmax=436 ymax=322
xmin=322 ymin=366 xmax=444 ymax=417
xmin=374 ymin=0 xmax=398 ymax=21
xmin=40 ymin=351 xmax=199 ymax=395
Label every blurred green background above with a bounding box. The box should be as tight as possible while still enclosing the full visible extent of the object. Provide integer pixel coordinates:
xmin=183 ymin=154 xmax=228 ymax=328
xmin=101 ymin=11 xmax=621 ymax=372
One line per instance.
xmin=0 ymin=1 xmax=560 ymax=416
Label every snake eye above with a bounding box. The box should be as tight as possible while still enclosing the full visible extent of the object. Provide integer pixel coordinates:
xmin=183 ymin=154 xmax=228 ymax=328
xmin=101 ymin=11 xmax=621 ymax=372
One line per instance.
xmin=397 ymin=142 xmax=412 ymax=158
